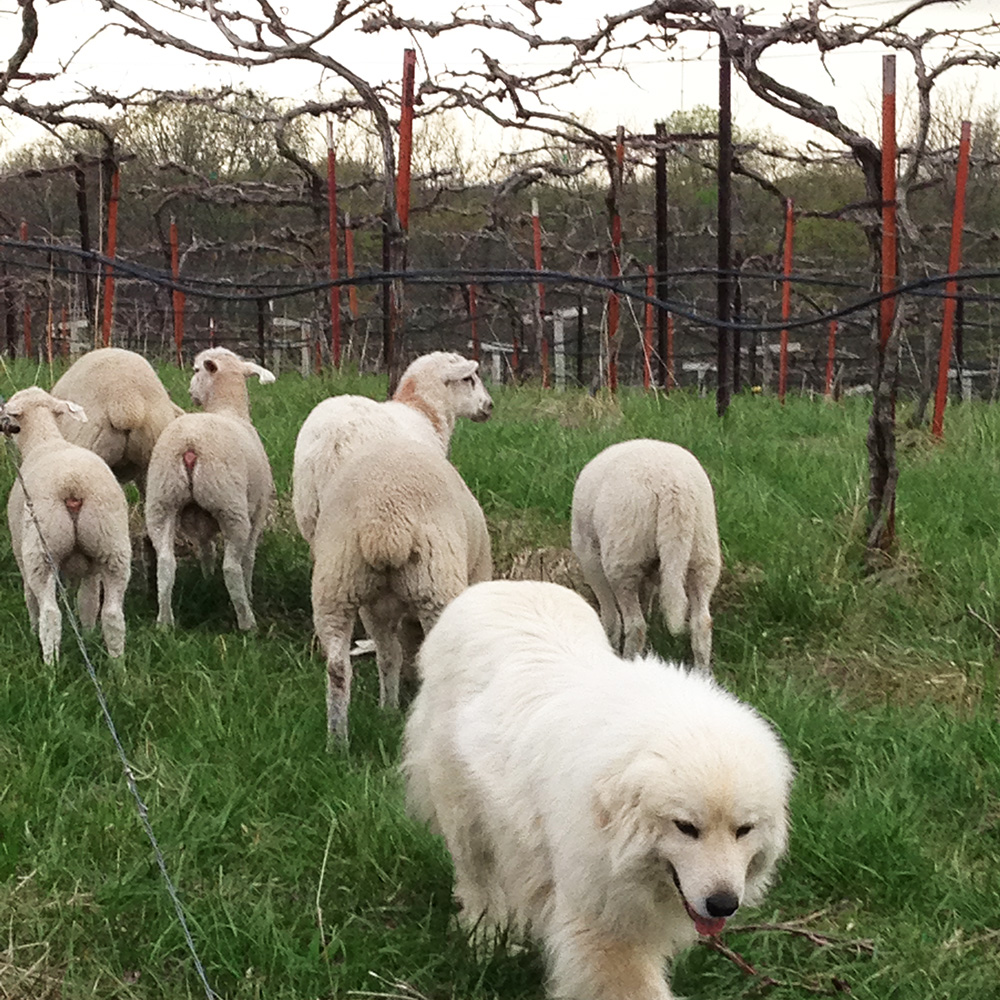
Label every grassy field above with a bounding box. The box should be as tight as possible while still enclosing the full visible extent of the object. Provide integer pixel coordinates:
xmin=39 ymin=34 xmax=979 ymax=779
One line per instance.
xmin=1 ymin=355 xmax=999 ymax=1000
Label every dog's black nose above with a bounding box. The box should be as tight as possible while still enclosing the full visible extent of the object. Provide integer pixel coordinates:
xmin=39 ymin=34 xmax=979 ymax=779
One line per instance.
xmin=706 ymin=891 xmax=739 ymax=918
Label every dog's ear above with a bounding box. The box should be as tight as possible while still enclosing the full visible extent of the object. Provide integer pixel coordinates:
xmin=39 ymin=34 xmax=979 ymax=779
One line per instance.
xmin=742 ymin=805 xmax=791 ymax=905
xmin=593 ymin=751 xmax=670 ymax=832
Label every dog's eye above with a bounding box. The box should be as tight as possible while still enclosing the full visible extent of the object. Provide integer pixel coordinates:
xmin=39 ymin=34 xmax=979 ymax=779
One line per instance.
xmin=735 ymin=824 xmax=754 ymax=839
xmin=674 ymin=821 xmax=700 ymax=839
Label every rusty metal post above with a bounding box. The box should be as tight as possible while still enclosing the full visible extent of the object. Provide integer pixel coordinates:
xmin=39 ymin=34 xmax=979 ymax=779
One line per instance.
xmin=932 ymin=120 xmax=972 ymax=438
xmin=170 ymin=217 xmax=185 ymax=367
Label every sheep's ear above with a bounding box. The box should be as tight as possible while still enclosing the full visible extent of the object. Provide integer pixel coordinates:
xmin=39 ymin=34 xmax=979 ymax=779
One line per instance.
xmin=243 ymin=362 xmax=275 ymax=384
xmin=447 ymin=358 xmax=478 ymax=382
xmin=203 ymin=358 xmax=219 ymax=374
xmin=53 ymin=398 xmax=88 ymax=423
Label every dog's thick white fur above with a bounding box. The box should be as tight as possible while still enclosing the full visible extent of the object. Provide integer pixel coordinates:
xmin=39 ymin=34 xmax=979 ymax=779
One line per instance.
xmin=404 ymin=579 xmax=794 ymax=1000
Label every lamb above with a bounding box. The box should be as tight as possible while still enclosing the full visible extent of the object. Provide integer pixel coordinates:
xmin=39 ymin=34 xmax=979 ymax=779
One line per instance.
xmin=50 ymin=347 xmax=184 ymax=493
xmin=144 ymin=347 xmax=276 ymax=631
xmin=2 ymin=387 xmax=132 ymax=664
xmin=291 ymin=351 xmax=493 ymax=547
xmin=310 ymin=437 xmax=492 ymax=746
xmin=571 ymin=438 xmax=722 ymax=672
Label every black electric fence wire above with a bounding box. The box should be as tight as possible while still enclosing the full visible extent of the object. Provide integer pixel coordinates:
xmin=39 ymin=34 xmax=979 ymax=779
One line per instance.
xmin=4 ymin=239 xmax=1000 ymax=336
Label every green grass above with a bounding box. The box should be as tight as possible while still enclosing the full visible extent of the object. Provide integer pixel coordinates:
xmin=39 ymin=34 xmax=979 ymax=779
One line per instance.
xmin=1 ymin=358 xmax=999 ymax=999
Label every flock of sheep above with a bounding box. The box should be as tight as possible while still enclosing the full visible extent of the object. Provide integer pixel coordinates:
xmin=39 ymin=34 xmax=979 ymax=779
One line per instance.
xmin=0 ymin=345 xmax=723 ymax=746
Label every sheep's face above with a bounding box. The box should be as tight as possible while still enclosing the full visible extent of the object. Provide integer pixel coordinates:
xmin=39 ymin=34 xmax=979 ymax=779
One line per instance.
xmin=189 ymin=356 xmax=218 ymax=407
xmin=394 ymin=352 xmax=493 ymax=423
xmin=446 ymin=360 xmax=493 ymax=423
xmin=2 ymin=387 xmax=87 ymax=426
xmin=190 ymin=348 xmax=275 ymax=407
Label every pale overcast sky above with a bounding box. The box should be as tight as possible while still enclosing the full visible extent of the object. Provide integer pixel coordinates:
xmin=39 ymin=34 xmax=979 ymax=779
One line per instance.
xmin=2 ymin=0 xmax=998 ymax=156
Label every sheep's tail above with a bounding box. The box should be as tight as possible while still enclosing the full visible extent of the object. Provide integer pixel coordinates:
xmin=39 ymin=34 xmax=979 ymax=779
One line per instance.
xmin=655 ymin=488 xmax=695 ymax=636
xmin=357 ymin=516 xmax=417 ymax=571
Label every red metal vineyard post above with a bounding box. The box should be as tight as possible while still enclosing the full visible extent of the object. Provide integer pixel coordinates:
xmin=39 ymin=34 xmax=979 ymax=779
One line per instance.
xmin=932 ymin=120 xmax=973 ymax=439
xmin=643 ymin=265 xmax=655 ymax=390
xmin=20 ymin=220 xmax=32 ymax=358
xmin=532 ymin=198 xmax=549 ymax=387
xmin=170 ymin=218 xmax=185 ymax=367
xmin=45 ymin=297 xmax=53 ymax=365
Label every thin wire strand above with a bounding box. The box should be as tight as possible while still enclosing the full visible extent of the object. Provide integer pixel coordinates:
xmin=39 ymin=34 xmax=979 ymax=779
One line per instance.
xmin=4 ymin=238 xmax=1000 ymax=335
xmin=0 ymin=430 xmax=220 ymax=1000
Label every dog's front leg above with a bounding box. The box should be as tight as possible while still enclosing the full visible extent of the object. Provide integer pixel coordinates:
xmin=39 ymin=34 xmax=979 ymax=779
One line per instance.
xmin=547 ymin=918 xmax=673 ymax=1000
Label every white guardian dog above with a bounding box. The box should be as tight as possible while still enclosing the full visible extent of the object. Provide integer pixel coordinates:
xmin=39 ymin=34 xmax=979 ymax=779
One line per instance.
xmin=403 ymin=579 xmax=794 ymax=1000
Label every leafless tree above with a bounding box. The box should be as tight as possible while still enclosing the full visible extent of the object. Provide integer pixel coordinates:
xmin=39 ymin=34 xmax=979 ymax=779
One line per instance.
xmin=3 ymin=0 xmax=1000 ymax=556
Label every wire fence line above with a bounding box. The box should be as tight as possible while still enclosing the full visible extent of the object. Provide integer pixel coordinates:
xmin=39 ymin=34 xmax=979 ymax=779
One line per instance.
xmin=4 ymin=238 xmax=1000 ymax=399
xmin=0 ymin=426 xmax=220 ymax=1000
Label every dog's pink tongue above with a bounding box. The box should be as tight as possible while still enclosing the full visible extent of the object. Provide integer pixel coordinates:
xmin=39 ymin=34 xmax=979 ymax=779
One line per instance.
xmin=694 ymin=913 xmax=727 ymax=936
xmin=685 ymin=902 xmax=727 ymax=937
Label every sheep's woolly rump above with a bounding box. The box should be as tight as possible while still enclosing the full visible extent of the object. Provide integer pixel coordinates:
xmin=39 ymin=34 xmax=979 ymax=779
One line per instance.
xmin=311 ymin=438 xmax=491 ymax=746
xmin=404 ymin=579 xmax=792 ymax=1000
xmin=144 ymin=348 xmax=275 ymax=631
xmin=571 ymin=438 xmax=722 ymax=671
xmin=291 ymin=351 xmax=492 ymax=546
xmin=50 ymin=347 xmax=183 ymax=492
xmin=2 ymin=387 xmax=131 ymax=663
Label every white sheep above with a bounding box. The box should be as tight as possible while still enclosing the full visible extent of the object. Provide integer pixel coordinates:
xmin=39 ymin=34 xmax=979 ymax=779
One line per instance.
xmin=144 ymin=347 xmax=275 ymax=631
xmin=311 ymin=438 xmax=492 ymax=746
xmin=50 ymin=347 xmax=184 ymax=493
xmin=292 ymin=351 xmax=493 ymax=547
xmin=2 ymin=387 xmax=132 ymax=663
xmin=571 ymin=438 xmax=722 ymax=672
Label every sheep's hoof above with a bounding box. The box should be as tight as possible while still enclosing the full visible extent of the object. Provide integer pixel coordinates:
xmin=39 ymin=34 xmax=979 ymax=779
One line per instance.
xmin=325 ymin=730 xmax=349 ymax=754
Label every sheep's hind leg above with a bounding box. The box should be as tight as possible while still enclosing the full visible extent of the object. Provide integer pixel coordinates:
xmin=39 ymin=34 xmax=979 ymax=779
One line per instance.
xmin=686 ymin=567 xmax=715 ymax=674
xmin=315 ymin=611 xmax=355 ymax=749
xmin=611 ymin=572 xmax=647 ymax=660
xmin=35 ymin=570 xmax=62 ymax=665
xmin=218 ymin=519 xmax=256 ymax=631
xmin=575 ymin=541 xmax=623 ymax=651
xmin=147 ymin=512 xmax=178 ymax=628
xmin=359 ymin=603 xmax=403 ymax=710
xmin=77 ymin=576 xmax=101 ymax=629
xmin=99 ymin=564 xmax=129 ymax=659
xmin=22 ymin=579 xmax=40 ymax=634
